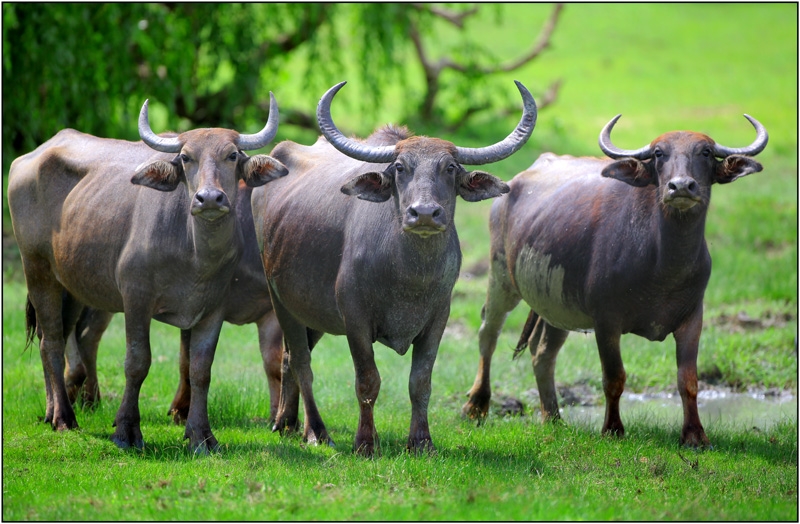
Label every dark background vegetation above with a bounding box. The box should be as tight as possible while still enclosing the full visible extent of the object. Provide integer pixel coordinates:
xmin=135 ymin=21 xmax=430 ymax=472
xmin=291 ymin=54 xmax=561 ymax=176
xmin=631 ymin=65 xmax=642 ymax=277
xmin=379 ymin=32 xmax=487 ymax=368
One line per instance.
xmin=2 ymin=3 xmax=561 ymax=161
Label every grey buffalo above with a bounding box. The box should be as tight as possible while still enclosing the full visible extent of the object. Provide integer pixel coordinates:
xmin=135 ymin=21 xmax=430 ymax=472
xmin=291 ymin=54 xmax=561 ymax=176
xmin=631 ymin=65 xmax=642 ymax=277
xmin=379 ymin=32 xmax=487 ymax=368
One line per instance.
xmin=252 ymin=81 xmax=537 ymax=455
xmin=9 ymin=95 xmax=288 ymax=452
xmin=62 ymin=182 xmax=284 ymax=425
xmin=462 ymin=114 xmax=768 ymax=447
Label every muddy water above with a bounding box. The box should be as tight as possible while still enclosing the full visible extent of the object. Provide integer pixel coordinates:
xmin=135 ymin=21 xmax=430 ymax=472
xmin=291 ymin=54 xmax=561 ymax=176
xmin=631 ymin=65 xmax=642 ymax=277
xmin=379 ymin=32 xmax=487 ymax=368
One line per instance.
xmin=560 ymin=389 xmax=797 ymax=431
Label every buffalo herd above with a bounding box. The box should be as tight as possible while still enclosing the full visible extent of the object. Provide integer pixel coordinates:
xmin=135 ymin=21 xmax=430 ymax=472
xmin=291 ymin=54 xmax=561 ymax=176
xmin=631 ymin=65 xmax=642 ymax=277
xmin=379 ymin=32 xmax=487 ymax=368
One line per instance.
xmin=8 ymin=81 xmax=767 ymax=454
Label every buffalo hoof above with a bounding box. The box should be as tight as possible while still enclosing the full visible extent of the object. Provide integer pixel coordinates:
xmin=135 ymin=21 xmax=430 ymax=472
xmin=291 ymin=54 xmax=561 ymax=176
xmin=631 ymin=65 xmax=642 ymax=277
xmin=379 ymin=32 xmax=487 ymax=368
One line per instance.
xmin=184 ymin=426 xmax=219 ymax=454
xmin=66 ymin=381 xmax=84 ymax=406
xmin=461 ymin=397 xmax=489 ymax=423
xmin=272 ymin=414 xmax=300 ymax=435
xmin=78 ymin=388 xmax=101 ymax=410
xmin=111 ymin=427 xmax=145 ymax=450
xmin=306 ymin=429 xmax=335 ymax=448
xmin=407 ymin=437 xmax=436 ymax=455
xmin=354 ymin=441 xmax=377 ymax=457
xmin=680 ymin=428 xmax=711 ymax=449
xmin=190 ymin=437 xmax=220 ymax=455
xmin=353 ymin=431 xmax=378 ymax=457
xmin=601 ymin=425 xmax=625 ymax=438
xmin=169 ymin=406 xmax=189 ymax=425
xmin=47 ymin=407 xmax=79 ymax=431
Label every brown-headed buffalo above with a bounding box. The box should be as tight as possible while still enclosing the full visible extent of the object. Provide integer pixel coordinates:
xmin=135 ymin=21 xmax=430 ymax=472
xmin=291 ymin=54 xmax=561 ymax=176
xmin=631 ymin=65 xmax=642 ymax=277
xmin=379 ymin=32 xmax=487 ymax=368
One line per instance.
xmin=8 ymin=95 xmax=288 ymax=452
xmin=62 ymin=182 xmax=284 ymax=425
xmin=252 ymin=81 xmax=537 ymax=455
xmin=462 ymin=114 xmax=768 ymax=447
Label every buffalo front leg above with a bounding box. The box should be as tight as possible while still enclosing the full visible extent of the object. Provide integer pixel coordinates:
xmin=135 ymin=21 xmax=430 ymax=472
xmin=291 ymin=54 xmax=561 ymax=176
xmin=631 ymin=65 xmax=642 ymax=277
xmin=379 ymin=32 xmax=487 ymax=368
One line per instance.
xmin=674 ymin=307 xmax=710 ymax=448
xmin=346 ymin=331 xmax=382 ymax=456
xmin=530 ymin=316 xmax=569 ymax=422
xmin=462 ymin=258 xmax=521 ymax=421
xmin=112 ymin=312 xmax=152 ymax=449
xmin=168 ymin=330 xmax=192 ymax=424
xmin=407 ymin=313 xmax=449 ymax=454
xmin=594 ymin=326 xmax=626 ymax=437
xmin=183 ymin=312 xmax=225 ymax=454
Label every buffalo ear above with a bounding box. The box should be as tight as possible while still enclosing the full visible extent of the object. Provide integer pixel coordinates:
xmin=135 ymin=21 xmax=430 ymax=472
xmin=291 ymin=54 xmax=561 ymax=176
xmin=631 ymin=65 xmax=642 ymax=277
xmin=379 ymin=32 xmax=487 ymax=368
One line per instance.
xmin=601 ymin=158 xmax=655 ymax=187
xmin=241 ymin=154 xmax=289 ymax=187
xmin=131 ymin=159 xmax=183 ymax=192
xmin=341 ymin=172 xmax=392 ymax=202
xmin=715 ymin=155 xmax=763 ymax=184
xmin=457 ymin=170 xmax=510 ymax=202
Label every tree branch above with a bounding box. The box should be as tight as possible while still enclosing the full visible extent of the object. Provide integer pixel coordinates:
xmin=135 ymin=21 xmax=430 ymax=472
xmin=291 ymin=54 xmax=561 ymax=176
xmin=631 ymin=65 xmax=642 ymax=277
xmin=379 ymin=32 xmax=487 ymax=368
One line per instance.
xmin=411 ymin=3 xmax=479 ymax=29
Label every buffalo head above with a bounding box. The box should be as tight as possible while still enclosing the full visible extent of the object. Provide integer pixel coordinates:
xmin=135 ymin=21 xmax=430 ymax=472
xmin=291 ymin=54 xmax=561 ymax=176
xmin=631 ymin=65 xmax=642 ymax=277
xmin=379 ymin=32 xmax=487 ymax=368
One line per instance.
xmin=318 ymin=81 xmax=537 ymax=237
xmin=131 ymin=93 xmax=288 ymax=221
xmin=598 ymin=114 xmax=767 ymax=212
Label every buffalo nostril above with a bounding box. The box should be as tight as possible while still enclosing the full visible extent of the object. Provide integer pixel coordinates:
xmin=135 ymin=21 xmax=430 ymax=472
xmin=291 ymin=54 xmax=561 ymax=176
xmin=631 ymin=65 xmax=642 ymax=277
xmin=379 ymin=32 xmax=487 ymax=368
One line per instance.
xmin=432 ymin=208 xmax=442 ymax=219
xmin=408 ymin=208 xmax=419 ymax=218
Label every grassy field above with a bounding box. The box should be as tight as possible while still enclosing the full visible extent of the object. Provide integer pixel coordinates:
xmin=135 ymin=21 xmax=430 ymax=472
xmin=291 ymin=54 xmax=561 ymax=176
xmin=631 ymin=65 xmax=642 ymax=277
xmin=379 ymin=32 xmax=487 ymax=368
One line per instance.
xmin=2 ymin=3 xmax=797 ymax=521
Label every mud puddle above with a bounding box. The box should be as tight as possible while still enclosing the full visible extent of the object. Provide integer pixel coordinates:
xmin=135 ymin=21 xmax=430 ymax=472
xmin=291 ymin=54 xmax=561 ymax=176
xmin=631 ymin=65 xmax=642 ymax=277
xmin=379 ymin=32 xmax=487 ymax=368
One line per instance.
xmin=559 ymin=388 xmax=797 ymax=430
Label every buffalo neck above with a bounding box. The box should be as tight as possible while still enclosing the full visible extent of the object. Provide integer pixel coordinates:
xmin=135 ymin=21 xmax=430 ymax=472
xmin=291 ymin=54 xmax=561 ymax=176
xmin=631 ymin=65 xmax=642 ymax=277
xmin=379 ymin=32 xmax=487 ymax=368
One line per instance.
xmin=653 ymin=199 xmax=710 ymax=278
xmin=188 ymin=209 xmax=242 ymax=279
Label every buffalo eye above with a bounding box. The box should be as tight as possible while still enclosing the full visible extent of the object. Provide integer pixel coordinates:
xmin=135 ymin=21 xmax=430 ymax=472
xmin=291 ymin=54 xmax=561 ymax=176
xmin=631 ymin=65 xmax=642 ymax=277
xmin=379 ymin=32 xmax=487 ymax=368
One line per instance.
xmin=395 ymin=162 xmax=404 ymax=173
xmin=701 ymin=148 xmax=711 ymax=158
xmin=227 ymin=151 xmax=238 ymax=162
xmin=654 ymin=148 xmax=663 ymax=158
xmin=180 ymin=153 xmax=191 ymax=163
xmin=446 ymin=163 xmax=457 ymax=175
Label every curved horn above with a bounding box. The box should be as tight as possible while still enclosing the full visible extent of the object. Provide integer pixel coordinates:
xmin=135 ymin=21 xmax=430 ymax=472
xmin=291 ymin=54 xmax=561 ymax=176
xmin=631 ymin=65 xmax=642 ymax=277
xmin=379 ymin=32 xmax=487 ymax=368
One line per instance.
xmin=598 ymin=115 xmax=652 ymax=160
xmin=238 ymin=92 xmax=281 ymax=151
xmin=316 ymin=81 xmax=396 ymax=163
xmin=455 ymin=80 xmax=538 ymax=166
xmin=712 ymin=114 xmax=768 ymax=157
xmin=138 ymin=99 xmax=182 ymax=153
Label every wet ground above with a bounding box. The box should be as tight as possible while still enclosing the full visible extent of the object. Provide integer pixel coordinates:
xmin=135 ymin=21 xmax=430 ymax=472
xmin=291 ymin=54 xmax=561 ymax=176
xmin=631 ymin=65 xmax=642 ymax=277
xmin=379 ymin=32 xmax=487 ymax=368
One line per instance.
xmin=493 ymin=383 xmax=797 ymax=431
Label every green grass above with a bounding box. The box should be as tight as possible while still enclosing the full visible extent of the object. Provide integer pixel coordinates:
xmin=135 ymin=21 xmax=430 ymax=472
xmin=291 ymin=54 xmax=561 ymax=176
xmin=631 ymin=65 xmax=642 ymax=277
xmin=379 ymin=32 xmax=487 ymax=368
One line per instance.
xmin=2 ymin=3 xmax=797 ymax=521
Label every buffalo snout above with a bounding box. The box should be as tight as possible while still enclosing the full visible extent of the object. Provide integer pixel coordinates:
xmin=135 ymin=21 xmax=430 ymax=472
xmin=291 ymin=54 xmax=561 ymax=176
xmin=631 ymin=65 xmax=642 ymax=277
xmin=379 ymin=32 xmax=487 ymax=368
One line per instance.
xmin=192 ymin=187 xmax=231 ymax=219
xmin=403 ymin=201 xmax=447 ymax=236
xmin=664 ymin=176 xmax=701 ymax=210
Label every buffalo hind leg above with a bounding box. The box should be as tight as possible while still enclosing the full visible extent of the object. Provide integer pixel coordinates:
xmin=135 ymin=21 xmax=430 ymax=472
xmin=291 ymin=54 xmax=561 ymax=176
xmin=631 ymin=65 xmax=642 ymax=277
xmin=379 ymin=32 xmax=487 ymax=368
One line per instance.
xmin=257 ymin=312 xmax=284 ymax=424
xmin=594 ymin=326 xmax=626 ymax=437
xmin=462 ymin=255 xmax=521 ymax=421
xmin=273 ymin=328 xmax=322 ymax=435
xmin=168 ymin=330 xmax=192 ymax=424
xmin=65 ymin=307 xmax=113 ymax=408
xmin=526 ymin=313 xmax=569 ymax=422
xmin=27 ymin=280 xmax=81 ymax=430
xmin=674 ymin=308 xmax=710 ymax=448
xmin=270 ymin=295 xmax=332 ymax=447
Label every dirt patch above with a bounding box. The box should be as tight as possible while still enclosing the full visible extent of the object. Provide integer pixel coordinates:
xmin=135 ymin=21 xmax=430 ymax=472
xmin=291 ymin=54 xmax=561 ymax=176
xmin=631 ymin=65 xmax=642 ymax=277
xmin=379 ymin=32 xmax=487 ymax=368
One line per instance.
xmin=709 ymin=310 xmax=795 ymax=333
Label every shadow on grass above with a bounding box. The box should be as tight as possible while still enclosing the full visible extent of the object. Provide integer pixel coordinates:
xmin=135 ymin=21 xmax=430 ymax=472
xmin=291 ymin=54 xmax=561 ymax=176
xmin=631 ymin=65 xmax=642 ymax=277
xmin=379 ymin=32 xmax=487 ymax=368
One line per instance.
xmin=455 ymin=412 xmax=797 ymax=471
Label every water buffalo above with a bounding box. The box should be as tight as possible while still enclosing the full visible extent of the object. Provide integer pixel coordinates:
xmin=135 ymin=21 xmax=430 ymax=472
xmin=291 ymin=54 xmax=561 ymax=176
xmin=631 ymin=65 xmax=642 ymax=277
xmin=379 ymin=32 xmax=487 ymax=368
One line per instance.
xmin=252 ymin=81 xmax=537 ymax=455
xmin=462 ymin=114 xmax=768 ymax=447
xmin=62 ymin=182 xmax=285 ymax=425
xmin=8 ymin=95 xmax=288 ymax=452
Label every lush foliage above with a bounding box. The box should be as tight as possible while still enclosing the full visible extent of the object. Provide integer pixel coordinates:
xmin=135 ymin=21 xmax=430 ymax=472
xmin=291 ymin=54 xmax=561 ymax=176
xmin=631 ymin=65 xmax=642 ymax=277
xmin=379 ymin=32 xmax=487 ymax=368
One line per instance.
xmin=2 ymin=2 xmax=797 ymax=521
